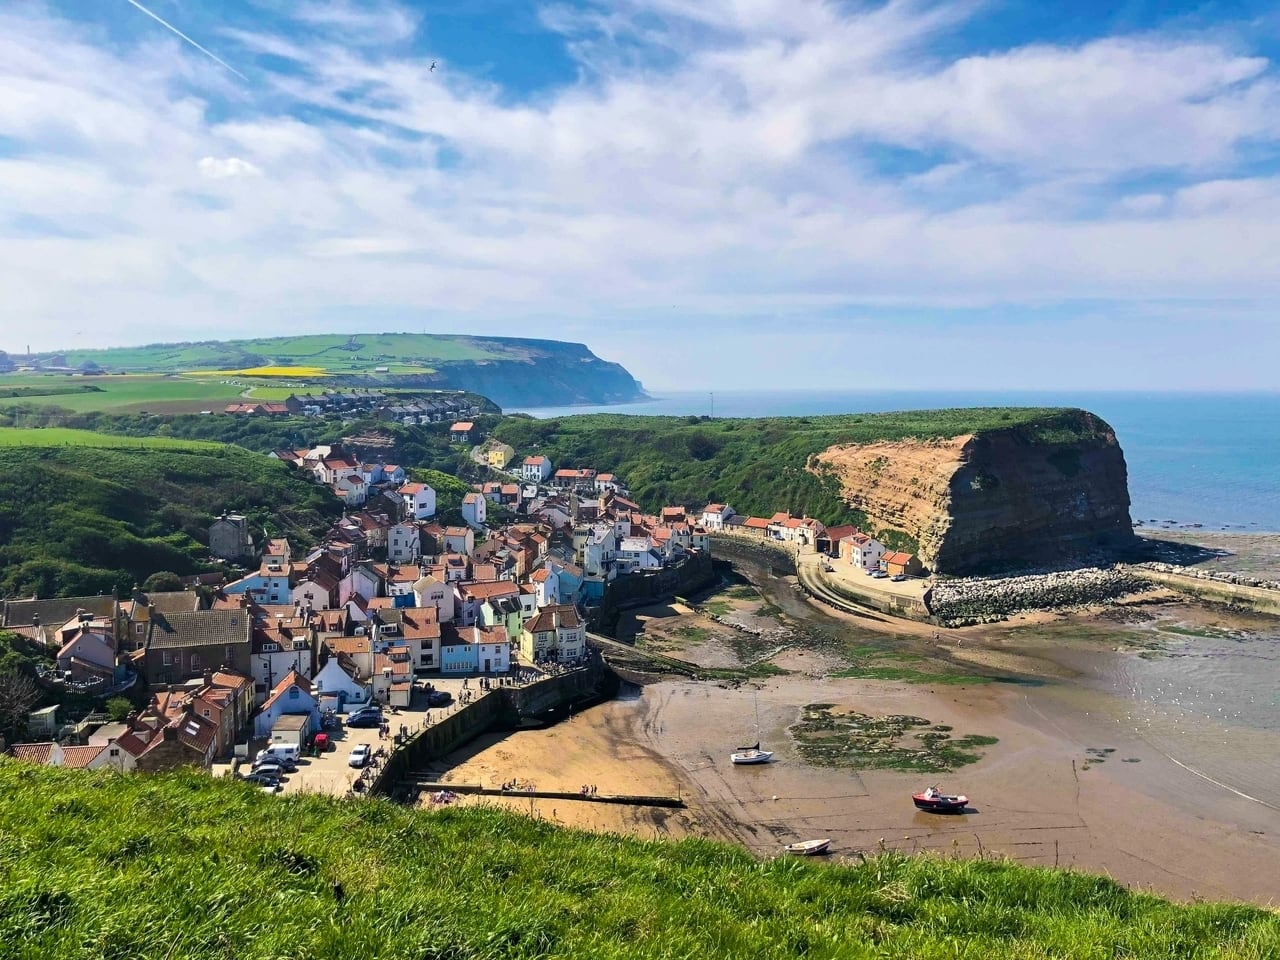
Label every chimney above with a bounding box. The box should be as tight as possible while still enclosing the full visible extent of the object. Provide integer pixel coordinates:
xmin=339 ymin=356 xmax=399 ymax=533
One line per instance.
xmin=203 ymin=669 xmax=214 ymax=688
xmin=126 ymin=711 xmax=139 ymax=730
xmin=162 ymin=724 xmax=178 ymax=742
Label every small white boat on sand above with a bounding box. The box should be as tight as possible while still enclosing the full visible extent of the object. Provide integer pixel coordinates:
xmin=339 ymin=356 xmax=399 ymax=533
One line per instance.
xmin=783 ymin=838 xmax=831 ymax=856
xmin=730 ymin=747 xmax=773 ymax=765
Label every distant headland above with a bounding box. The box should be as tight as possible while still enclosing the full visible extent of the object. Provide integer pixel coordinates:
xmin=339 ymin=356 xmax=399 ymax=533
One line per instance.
xmin=0 ymin=334 xmax=648 ymax=408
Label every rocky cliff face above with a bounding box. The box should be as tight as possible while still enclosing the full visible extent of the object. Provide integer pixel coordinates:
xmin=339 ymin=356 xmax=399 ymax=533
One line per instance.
xmin=812 ymin=412 xmax=1135 ymax=574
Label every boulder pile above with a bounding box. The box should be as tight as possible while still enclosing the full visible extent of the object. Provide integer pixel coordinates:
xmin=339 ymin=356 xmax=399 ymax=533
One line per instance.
xmin=930 ymin=567 xmax=1142 ymax=625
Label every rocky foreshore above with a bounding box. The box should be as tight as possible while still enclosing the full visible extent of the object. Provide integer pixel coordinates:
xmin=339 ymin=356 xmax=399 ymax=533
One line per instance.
xmin=930 ymin=567 xmax=1143 ymax=625
xmin=1134 ymin=562 xmax=1280 ymax=593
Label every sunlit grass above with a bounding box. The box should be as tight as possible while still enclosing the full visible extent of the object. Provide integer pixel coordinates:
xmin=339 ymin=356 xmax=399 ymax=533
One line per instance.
xmin=0 ymin=762 xmax=1273 ymax=959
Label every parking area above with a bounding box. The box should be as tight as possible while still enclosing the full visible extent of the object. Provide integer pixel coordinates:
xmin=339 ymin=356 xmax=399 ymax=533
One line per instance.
xmin=274 ymin=673 xmax=524 ymax=797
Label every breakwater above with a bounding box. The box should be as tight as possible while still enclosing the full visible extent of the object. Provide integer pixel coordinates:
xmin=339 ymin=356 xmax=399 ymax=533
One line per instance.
xmin=1130 ymin=565 xmax=1280 ymax=616
xmin=930 ymin=567 xmax=1143 ymax=625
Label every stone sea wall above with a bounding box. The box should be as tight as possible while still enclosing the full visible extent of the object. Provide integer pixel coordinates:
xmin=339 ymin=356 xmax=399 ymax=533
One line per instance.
xmin=930 ymin=567 xmax=1143 ymax=625
xmin=1130 ymin=564 xmax=1280 ymax=616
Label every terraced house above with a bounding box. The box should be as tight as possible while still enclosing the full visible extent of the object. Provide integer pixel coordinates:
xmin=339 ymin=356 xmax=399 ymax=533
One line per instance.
xmin=135 ymin=609 xmax=253 ymax=686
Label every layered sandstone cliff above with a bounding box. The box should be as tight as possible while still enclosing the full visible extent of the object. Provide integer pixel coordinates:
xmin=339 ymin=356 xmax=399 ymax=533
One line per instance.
xmin=812 ymin=412 xmax=1134 ymax=574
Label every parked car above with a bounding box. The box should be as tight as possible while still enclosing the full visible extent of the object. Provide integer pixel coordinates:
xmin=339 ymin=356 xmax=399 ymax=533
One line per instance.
xmin=349 ymin=744 xmax=371 ymax=768
xmin=426 ymin=691 xmax=452 ymax=707
xmin=241 ymin=771 xmax=280 ymax=789
xmin=252 ymin=754 xmax=297 ymax=772
xmin=346 ymin=706 xmax=380 ymax=721
xmin=345 ymin=712 xmax=382 ymax=729
xmin=891 ymin=574 xmax=908 ymax=582
xmin=871 ymin=570 xmax=888 ymax=579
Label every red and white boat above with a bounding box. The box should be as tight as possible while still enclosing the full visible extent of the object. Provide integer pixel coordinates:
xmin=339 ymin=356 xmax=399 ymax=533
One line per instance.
xmin=912 ymin=786 xmax=968 ymax=813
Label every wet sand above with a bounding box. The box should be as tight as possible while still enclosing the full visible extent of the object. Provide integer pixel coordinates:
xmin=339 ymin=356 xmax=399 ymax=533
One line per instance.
xmin=434 ymin=672 xmax=1280 ymax=905
xmin=427 ymin=564 xmax=1280 ymax=906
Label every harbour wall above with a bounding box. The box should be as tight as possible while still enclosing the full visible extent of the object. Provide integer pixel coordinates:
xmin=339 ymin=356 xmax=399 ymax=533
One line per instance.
xmin=370 ymin=663 xmax=609 ymax=798
xmin=1128 ymin=567 xmax=1280 ymax=616
xmin=592 ymin=551 xmax=717 ymax=635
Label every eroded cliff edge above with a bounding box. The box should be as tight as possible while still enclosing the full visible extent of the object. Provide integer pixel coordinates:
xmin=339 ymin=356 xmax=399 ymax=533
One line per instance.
xmin=812 ymin=410 xmax=1135 ymax=574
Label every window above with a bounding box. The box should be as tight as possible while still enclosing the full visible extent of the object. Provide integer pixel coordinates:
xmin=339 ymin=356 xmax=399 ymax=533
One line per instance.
xmin=288 ymin=688 xmax=299 ymax=699
xmin=190 ymin=654 xmax=201 ymax=671
xmin=135 ymin=623 xmax=145 ymax=636
xmin=162 ymin=651 xmax=173 ymax=666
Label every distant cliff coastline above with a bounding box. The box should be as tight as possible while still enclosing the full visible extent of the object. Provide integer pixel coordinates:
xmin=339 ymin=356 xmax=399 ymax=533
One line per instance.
xmin=10 ymin=334 xmax=648 ymax=409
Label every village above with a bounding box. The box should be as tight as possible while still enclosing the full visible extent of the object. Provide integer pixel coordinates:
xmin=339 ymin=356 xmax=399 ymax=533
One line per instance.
xmin=1 ymin=427 xmax=926 ymax=795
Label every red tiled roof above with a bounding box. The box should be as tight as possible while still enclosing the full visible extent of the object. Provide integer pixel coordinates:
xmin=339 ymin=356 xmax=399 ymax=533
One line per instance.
xmin=743 ymin=517 xmax=771 ymax=529
xmin=450 ymin=421 xmax=474 ymax=431
xmin=460 ymin=580 xmax=520 ymax=601
xmin=60 ymin=745 xmax=109 ymax=769
xmin=398 ymin=482 xmax=427 ymax=495
xmin=883 ymin=551 xmax=914 ymax=564
xmin=10 ymin=743 xmax=54 ymax=764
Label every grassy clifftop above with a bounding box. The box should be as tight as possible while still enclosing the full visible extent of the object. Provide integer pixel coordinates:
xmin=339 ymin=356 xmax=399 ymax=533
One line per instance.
xmin=9 ymin=333 xmax=647 ymax=407
xmin=0 ymin=435 xmax=339 ymax=598
xmin=493 ymin=408 xmax=1111 ymax=532
xmin=0 ymin=763 xmax=1273 ymax=959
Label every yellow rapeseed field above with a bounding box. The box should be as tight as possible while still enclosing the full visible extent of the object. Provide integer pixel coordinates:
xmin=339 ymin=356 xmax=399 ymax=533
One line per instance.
xmin=193 ymin=366 xmax=329 ymax=377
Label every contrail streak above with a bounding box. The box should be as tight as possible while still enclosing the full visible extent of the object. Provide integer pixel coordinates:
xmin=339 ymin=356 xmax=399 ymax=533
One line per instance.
xmin=122 ymin=0 xmax=248 ymax=81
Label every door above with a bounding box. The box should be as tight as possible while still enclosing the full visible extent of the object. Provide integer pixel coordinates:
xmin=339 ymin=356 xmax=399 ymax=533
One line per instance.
xmin=484 ymin=658 xmax=491 ymax=673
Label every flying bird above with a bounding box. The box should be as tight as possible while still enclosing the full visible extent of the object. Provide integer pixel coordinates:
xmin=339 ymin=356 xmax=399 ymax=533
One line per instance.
xmin=430 ymin=60 xmax=437 ymax=71
xmin=122 ymin=0 xmax=247 ymax=81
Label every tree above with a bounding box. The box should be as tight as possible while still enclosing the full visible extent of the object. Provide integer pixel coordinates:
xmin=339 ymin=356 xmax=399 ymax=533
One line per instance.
xmin=142 ymin=571 xmax=184 ymax=593
xmin=106 ymin=697 xmax=134 ymax=723
xmin=0 ymin=673 xmax=41 ymax=743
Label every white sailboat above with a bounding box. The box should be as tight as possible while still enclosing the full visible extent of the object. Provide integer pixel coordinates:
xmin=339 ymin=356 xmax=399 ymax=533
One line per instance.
xmin=731 ymin=689 xmax=773 ymax=765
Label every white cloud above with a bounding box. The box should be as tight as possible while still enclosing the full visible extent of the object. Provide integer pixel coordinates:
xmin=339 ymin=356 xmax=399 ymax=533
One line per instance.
xmin=197 ymin=156 xmax=264 ymax=179
xmin=0 ymin=1 xmax=1277 ymax=388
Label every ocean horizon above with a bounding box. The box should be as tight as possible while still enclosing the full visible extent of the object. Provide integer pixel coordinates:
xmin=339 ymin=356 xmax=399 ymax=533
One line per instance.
xmin=509 ymin=390 xmax=1280 ymax=534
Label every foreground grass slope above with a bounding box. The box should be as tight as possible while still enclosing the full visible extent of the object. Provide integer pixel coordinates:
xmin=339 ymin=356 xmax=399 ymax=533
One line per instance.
xmin=494 ymin=407 xmax=1103 ymax=533
xmin=0 ymin=440 xmax=339 ymax=598
xmin=0 ymin=764 xmax=1274 ymax=960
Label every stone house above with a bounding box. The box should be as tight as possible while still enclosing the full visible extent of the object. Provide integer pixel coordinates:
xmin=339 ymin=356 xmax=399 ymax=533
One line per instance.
xmin=209 ymin=514 xmax=254 ymax=561
xmin=138 ymin=609 xmax=253 ymax=687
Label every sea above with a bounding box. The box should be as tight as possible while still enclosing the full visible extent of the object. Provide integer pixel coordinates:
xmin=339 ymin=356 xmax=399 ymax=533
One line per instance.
xmin=510 ymin=390 xmax=1280 ymax=533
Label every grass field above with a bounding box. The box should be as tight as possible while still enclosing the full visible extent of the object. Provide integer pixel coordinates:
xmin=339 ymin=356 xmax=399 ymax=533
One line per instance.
xmin=15 ymin=333 xmax=511 ymax=375
xmin=0 ymin=375 xmax=245 ymax=413
xmin=0 ymin=763 xmax=1275 ymax=959
xmin=0 ymin=427 xmax=224 ymax=450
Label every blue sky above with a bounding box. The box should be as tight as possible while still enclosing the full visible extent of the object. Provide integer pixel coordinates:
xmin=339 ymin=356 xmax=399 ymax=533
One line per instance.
xmin=3 ymin=0 xmax=1279 ymax=390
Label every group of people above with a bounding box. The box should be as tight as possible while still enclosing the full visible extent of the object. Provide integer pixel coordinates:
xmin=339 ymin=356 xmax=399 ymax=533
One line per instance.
xmin=579 ymin=784 xmax=599 ymax=796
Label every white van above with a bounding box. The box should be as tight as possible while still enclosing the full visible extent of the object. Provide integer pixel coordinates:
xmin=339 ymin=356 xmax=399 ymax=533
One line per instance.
xmin=256 ymin=743 xmax=301 ymax=765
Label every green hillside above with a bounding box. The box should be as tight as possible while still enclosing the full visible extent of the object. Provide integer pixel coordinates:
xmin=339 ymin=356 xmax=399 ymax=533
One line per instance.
xmin=493 ymin=407 xmax=1101 ymax=536
xmin=0 ymin=763 xmax=1272 ymax=960
xmin=0 ymin=438 xmax=340 ymax=598
xmin=6 ymin=334 xmax=647 ymax=407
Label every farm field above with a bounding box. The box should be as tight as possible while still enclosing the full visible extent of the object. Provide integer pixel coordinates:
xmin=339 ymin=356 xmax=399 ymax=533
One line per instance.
xmin=0 ymin=426 xmax=224 ymax=450
xmin=0 ymin=375 xmax=246 ymax=413
xmin=0 ymin=374 xmax=316 ymax=413
xmin=13 ymin=332 xmax=509 ymax=375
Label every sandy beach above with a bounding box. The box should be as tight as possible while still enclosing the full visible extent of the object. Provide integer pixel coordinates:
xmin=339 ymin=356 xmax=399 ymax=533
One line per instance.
xmin=425 ymin=558 xmax=1280 ymax=906
xmin=432 ymin=669 xmax=1280 ymax=905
